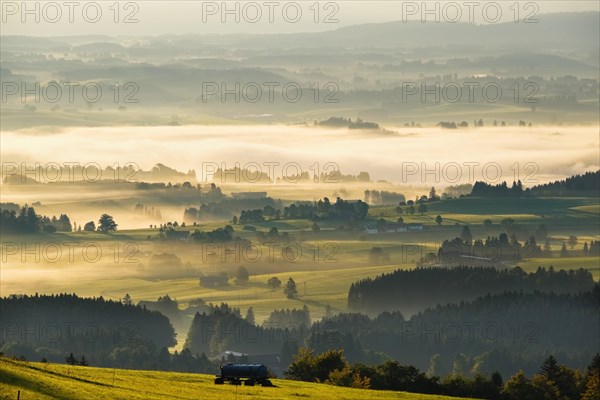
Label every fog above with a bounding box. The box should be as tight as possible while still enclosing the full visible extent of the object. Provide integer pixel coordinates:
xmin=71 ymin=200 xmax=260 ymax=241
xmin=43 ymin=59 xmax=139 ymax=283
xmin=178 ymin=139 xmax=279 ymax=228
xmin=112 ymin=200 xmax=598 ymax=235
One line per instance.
xmin=2 ymin=124 xmax=598 ymax=186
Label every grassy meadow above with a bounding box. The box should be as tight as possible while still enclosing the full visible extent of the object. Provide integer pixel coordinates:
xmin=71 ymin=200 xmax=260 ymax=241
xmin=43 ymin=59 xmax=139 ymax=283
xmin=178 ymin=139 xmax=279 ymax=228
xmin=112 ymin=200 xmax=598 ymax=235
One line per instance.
xmin=0 ymin=357 xmax=474 ymax=400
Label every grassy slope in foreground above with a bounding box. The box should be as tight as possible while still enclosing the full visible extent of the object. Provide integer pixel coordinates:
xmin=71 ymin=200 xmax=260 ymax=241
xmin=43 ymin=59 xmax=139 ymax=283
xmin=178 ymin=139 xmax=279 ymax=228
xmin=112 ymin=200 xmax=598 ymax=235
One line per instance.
xmin=0 ymin=358 xmax=474 ymax=400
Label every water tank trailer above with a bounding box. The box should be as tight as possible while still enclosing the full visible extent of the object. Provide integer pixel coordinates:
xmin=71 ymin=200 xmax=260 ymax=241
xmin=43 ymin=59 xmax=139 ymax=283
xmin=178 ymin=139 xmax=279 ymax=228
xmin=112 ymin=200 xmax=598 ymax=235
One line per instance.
xmin=214 ymin=363 xmax=273 ymax=386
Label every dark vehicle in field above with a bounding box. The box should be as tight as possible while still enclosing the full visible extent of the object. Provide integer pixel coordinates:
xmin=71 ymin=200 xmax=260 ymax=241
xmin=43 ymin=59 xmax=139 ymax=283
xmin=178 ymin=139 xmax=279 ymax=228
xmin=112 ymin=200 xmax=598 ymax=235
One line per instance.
xmin=214 ymin=363 xmax=273 ymax=386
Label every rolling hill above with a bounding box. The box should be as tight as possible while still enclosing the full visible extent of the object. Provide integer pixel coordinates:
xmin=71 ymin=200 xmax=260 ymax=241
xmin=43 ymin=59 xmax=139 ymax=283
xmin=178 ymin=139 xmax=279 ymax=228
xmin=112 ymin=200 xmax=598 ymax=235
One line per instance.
xmin=0 ymin=357 xmax=473 ymax=400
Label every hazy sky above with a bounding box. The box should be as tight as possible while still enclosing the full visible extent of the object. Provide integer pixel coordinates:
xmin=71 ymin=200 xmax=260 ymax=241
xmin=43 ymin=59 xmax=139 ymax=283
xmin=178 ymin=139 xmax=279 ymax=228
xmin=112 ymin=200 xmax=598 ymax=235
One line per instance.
xmin=1 ymin=1 xmax=598 ymax=36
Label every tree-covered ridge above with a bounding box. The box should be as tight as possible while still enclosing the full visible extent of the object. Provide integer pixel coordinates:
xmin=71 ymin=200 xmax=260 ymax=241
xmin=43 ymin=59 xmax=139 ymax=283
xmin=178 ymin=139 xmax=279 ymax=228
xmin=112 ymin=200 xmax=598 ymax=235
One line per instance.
xmin=530 ymin=170 xmax=600 ymax=196
xmin=265 ymin=305 xmax=311 ymax=329
xmin=285 ymin=348 xmax=600 ymax=400
xmin=186 ymin=288 xmax=598 ymax=381
xmin=184 ymin=196 xmax=278 ymax=222
xmin=334 ymin=288 xmax=599 ymax=377
xmin=0 ymin=294 xmax=176 ymax=367
xmin=348 ymin=266 xmax=595 ymax=314
xmin=470 ymin=170 xmax=599 ymax=197
xmin=0 ymin=205 xmax=72 ymax=234
xmin=184 ymin=303 xmax=309 ymax=358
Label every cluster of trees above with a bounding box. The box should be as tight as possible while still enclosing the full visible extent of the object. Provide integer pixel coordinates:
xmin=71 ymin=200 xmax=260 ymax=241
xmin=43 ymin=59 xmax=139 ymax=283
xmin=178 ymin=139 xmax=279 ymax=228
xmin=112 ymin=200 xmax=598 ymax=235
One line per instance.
xmin=396 ymin=203 xmax=428 ymax=216
xmin=321 ymin=170 xmax=370 ymax=183
xmin=437 ymin=120 xmax=521 ymax=129
xmin=283 ymin=197 xmax=369 ymax=221
xmin=491 ymin=219 xmax=549 ymax=241
xmin=436 ymin=120 xmax=523 ymax=129
xmin=264 ymin=305 xmax=311 ymax=329
xmin=183 ymin=197 xmax=278 ymax=222
xmin=435 ymin=232 xmax=545 ymax=263
xmin=364 ymin=190 xmax=405 ymax=205
xmin=316 ymin=117 xmax=380 ymax=132
xmin=471 ymin=181 xmax=525 ymax=197
xmin=0 ymin=163 xmax=195 ymax=184
xmin=184 ymin=303 xmax=307 ymax=356
xmin=438 ymin=121 xmax=469 ymax=129
xmin=1 ymin=205 xmax=43 ymax=233
xmin=65 ymin=353 xmax=88 ymax=366
xmin=0 ymin=205 xmax=75 ymax=234
xmin=133 ymin=203 xmax=162 ymax=220
xmin=39 ymin=214 xmax=72 ymax=233
xmin=259 ymin=225 xmax=286 ymax=239
xmin=273 ymin=169 xmax=371 ymax=183
xmin=286 ymin=349 xmax=600 ymax=400
xmin=348 ymin=266 xmax=595 ymax=314
xmin=136 ymin=181 xmax=220 ymax=194
xmin=198 ymin=267 xmax=250 ymax=288
xmin=184 ymin=301 xmax=354 ymax=367
xmin=238 ymin=209 xmax=267 ymax=224
xmin=583 ymin=240 xmax=600 ymax=256
xmin=212 ymin=167 xmax=271 ymax=183
xmin=189 ymin=225 xmax=235 ymax=242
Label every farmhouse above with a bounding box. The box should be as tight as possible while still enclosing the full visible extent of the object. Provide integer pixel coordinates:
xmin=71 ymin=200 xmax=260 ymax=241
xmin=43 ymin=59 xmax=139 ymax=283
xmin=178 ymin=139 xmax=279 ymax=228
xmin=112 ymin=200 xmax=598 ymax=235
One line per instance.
xmin=364 ymin=222 xmax=423 ymax=234
xmin=364 ymin=225 xmax=379 ymax=234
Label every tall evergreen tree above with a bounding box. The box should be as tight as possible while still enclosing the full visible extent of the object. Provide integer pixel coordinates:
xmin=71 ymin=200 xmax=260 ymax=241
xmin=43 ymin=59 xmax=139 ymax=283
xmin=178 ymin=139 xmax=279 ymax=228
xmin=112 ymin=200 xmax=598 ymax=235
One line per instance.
xmin=539 ymin=355 xmax=559 ymax=381
xmin=284 ymin=277 xmax=298 ymax=299
xmin=245 ymin=307 xmax=255 ymax=325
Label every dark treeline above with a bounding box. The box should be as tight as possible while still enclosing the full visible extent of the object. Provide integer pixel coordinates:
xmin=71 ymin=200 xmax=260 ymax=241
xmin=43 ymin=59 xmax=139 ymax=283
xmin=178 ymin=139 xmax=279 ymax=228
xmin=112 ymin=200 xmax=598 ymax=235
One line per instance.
xmin=184 ymin=303 xmax=308 ymax=357
xmin=283 ymin=197 xmax=369 ymax=220
xmin=0 ymin=205 xmax=72 ymax=234
xmin=364 ymin=190 xmax=406 ymax=205
xmin=435 ymin=233 xmax=545 ymax=264
xmin=529 ymin=170 xmax=600 ymax=196
xmin=471 ymin=170 xmax=599 ymax=197
xmin=134 ymin=181 xmax=224 ymax=204
xmin=184 ymin=197 xmax=278 ymax=222
xmin=331 ymin=288 xmax=599 ymax=378
xmin=0 ymin=294 xmax=184 ymax=370
xmin=134 ymin=203 xmax=162 ymax=220
xmin=4 ymin=290 xmax=597 ymax=391
xmin=1 ymin=163 xmax=195 ymax=184
xmin=471 ymin=181 xmax=526 ymax=197
xmin=316 ymin=117 xmax=380 ymax=131
xmin=264 ymin=306 xmax=311 ymax=329
xmin=584 ymin=240 xmax=600 ymax=256
xmin=187 ymin=288 xmax=598 ymax=385
xmin=285 ymin=348 xmax=600 ymax=400
xmin=213 ymin=167 xmax=271 ymax=183
xmin=348 ymin=266 xmax=595 ymax=314
xmin=184 ymin=303 xmax=378 ymax=372
xmin=235 ymin=197 xmax=369 ymax=224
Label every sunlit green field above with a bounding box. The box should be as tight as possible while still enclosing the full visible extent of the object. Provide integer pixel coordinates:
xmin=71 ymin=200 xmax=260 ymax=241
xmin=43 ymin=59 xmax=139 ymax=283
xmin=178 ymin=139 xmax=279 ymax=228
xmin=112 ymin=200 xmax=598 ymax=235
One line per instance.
xmin=1 ymin=196 xmax=598 ymax=344
xmin=518 ymin=256 xmax=600 ymax=279
xmin=0 ymin=358 xmax=473 ymax=400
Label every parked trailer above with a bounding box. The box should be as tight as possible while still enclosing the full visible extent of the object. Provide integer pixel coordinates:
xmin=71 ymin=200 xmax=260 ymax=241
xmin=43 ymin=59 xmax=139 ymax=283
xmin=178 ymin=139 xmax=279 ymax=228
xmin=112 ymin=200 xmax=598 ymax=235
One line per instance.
xmin=214 ymin=363 xmax=273 ymax=386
